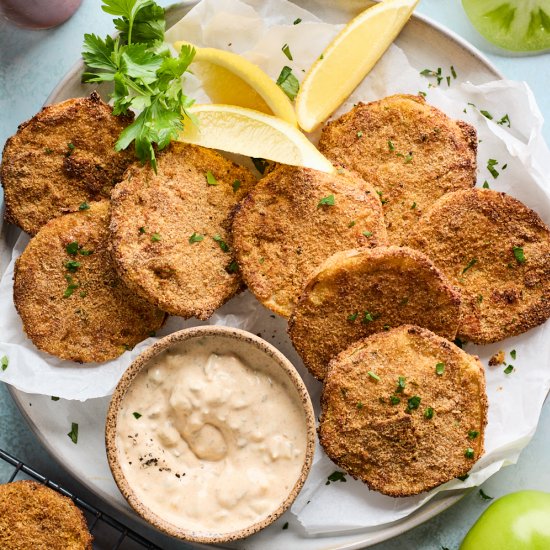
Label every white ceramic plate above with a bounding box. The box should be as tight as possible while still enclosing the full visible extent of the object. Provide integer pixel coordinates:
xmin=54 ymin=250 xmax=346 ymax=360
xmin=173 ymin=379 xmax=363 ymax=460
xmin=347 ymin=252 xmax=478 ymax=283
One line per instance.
xmin=8 ymin=2 xmax=503 ymax=549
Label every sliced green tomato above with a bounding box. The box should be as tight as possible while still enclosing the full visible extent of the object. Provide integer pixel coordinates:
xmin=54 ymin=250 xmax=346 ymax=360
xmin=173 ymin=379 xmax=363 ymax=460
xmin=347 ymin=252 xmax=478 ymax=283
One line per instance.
xmin=462 ymin=0 xmax=550 ymax=52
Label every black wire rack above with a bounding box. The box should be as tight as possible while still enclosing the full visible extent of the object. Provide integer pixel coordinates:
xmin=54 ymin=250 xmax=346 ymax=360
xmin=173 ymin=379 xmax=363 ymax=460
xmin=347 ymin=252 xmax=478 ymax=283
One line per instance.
xmin=0 ymin=448 xmax=162 ymax=550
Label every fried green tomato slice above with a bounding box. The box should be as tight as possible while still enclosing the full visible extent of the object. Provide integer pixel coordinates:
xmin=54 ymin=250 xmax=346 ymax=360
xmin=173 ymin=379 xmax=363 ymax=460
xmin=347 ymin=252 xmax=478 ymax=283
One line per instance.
xmin=0 ymin=480 xmax=93 ymax=549
xmin=319 ymin=325 xmax=487 ymax=497
xmin=232 ymin=165 xmax=388 ymax=317
xmin=407 ymin=188 xmax=550 ymax=344
xmin=13 ymin=201 xmax=165 ymax=363
xmin=1 ymin=92 xmax=134 ymax=235
xmin=288 ymin=246 xmax=462 ymax=380
xmin=318 ymin=94 xmax=477 ymax=246
xmin=109 ymin=143 xmax=256 ymax=320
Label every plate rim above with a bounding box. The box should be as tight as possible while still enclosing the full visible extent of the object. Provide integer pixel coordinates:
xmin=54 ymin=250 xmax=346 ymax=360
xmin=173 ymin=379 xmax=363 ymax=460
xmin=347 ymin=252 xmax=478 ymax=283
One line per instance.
xmin=8 ymin=2 xmax=505 ymax=548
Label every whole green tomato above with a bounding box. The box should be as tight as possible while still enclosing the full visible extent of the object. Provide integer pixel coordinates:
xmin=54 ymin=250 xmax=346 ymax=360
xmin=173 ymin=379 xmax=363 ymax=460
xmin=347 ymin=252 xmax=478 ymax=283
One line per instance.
xmin=460 ymin=490 xmax=550 ymax=550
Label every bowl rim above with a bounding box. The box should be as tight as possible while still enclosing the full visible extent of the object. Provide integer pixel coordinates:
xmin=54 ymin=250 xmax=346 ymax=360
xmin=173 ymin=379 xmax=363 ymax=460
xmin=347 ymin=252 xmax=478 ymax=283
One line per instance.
xmin=105 ymin=325 xmax=316 ymax=543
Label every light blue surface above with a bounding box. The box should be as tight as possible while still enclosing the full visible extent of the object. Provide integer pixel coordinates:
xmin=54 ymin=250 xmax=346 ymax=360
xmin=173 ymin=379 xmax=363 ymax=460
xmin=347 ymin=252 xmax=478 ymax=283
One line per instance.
xmin=1 ymin=1 xmax=550 ymax=548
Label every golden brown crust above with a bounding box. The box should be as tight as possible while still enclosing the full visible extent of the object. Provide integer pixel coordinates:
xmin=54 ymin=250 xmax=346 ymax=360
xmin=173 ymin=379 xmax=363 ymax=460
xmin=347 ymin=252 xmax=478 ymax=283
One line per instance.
xmin=288 ymin=246 xmax=462 ymax=380
xmin=13 ymin=201 xmax=165 ymax=363
xmin=1 ymin=92 xmax=135 ymax=235
xmin=109 ymin=142 xmax=256 ymax=320
xmin=319 ymin=325 xmax=488 ymax=497
xmin=0 ymin=480 xmax=93 ymax=549
xmin=407 ymin=188 xmax=550 ymax=344
xmin=318 ymin=94 xmax=477 ymax=245
xmin=232 ymin=165 xmax=388 ymax=317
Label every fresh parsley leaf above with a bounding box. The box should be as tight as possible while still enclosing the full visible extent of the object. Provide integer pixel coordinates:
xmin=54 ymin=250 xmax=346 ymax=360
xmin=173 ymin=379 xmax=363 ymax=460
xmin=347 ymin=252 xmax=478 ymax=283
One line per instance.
xmin=282 ymin=43 xmax=293 ymax=60
xmin=226 ymin=260 xmax=239 ymax=273
xmin=293 ymin=18 xmax=302 ymax=24
xmin=479 ymin=489 xmax=494 ymax=501
xmin=407 ymin=396 xmax=421 ymax=411
xmin=276 ymin=65 xmax=299 ymax=101
xmin=67 ymin=422 xmax=79 ymax=444
xmin=66 ymin=241 xmax=79 ymax=255
xmin=326 ymin=471 xmax=347 ymax=485
xmin=51 ymin=396 xmax=60 ymax=401
xmin=436 ymin=362 xmax=445 ymax=375
xmin=213 ymin=234 xmax=229 ymax=252
xmin=462 ymin=258 xmax=478 ymax=275
xmin=367 ymin=371 xmax=380 ymax=381
xmin=232 ymin=180 xmax=241 ymax=193
xmin=65 ymin=260 xmax=81 ymax=273
xmin=504 ymin=365 xmax=514 ymax=374
xmin=82 ymin=4 xmax=196 ymax=171
xmin=206 ymin=170 xmax=218 ymax=185
xmin=133 ymin=411 xmax=142 ymax=419
xmin=480 ymin=110 xmax=493 ymax=120
xmin=79 ymin=201 xmax=90 ymax=210
xmin=396 ymin=376 xmax=406 ymax=392
xmin=151 ymin=232 xmax=161 ymax=242
xmin=513 ymin=246 xmax=526 ymax=264
xmin=362 ymin=231 xmax=372 ymax=237
xmin=282 ymin=521 xmax=289 ymax=529
xmin=468 ymin=430 xmax=479 ymax=440
xmin=1 ymin=355 xmax=8 ymax=371
xmin=390 ymin=395 xmax=400 ymax=405
xmin=464 ymin=447 xmax=475 ymax=459
xmin=487 ymin=158 xmax=499 ymax=179
xmin=318 ymin=194 xmax=335 ymax=207
xmin=189 ymin=232 xmax=204 ymax=244
xmin=347 ymin=312 xmax=358 ymax=322
xmin=424 ymin=407 xmax=434 ymax=419
xmin=510 ymin=349 xmax=517 ymax=360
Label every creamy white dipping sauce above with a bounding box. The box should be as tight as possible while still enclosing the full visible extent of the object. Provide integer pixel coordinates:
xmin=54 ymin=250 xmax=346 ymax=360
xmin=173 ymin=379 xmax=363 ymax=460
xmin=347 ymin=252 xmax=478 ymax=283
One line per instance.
xmin=117 ymin=336 xmax=308 ymax=534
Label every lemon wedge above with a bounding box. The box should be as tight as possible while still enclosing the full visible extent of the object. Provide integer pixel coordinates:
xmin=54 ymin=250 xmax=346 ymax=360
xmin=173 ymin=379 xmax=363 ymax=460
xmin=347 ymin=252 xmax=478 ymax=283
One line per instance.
xmin=173 ymin=41 xmax=297 ymax=126
xmin=178 ymin=104 xmax=334 ymax=173
xmin=296 ymin=0 xmax=419 ymax=132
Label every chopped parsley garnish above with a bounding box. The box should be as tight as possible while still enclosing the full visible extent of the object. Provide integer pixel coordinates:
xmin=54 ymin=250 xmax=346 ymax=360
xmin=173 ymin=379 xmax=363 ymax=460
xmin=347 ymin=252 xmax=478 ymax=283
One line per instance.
xmin=276 ymin=66 xmax=300 ymax=101
xmin=78 ymin=248 xmax=93 ymax=256
xmin=1 ymin=355 xmax=8 ymax=371
xmin=451 ymin=65 xmax=457 ymax=79
xmin=251 ymin=157 xmax=268 ymax=174
xmin=282 ymin=521 xmax=289 ymax=530
xmin=396 ymin=376 xmax=406 ymax=392
xmin=356 ymin=131 xmax=363 ymax=138
xmin=67 ymin=422 xmax=79 ymax=444
xmin=497 ymin=114 xmax=511 ymax=127
xmin=390 ymin=395 xmax=401 ymax=405
xmin=189 ymin=232 xmax=204 ymax=243
xmin=206 ymin=170 xmax=218 ymax=185
xmin=259 ymin=257 xmax=265 ymax=264
xmin=436 ymin=362 xmax=445 ymax=375
xmin=462 ymin=258 xmax=478 ymax=275
xmin=65 ymin=260 xmax=81 ymax=272
xmin=79 ymin=291 xmax=87 ymax=298
xmin=424 ymin=407 xmax=434 ymax=419
xmin=482 ymin=181 xmax=490 ymax=189
xmin=479 ymin=489 xmax=494 ymax=501
xmin=510 ymin=349 xmax=517 ymax=360
xmin=404 ymin=153 xmax=413 ymax=164
xmin=213 ymin=234 xmax=229 ymax=252
xmin=79 ymin=201 xmax=90 ymax=210
xmin=318 ymin=194 xmax=335 ymax=207
xmin=139 ymin=226 xmax=146 ymax=234
xmin=487 ymin=158 xmax=499 ymax=179
xmin=348 ymin=220 xmax=356 ymax=228
xmin=480 ymin=110 xmax=493 ymax=120
xmin=504 ymin=365 xmax=514 ymax=374
xmin=133 ymin=412 xmax=142 ymax=419
xmin=232 ymin=180 xmax=241 ymax=193
xmin=513 ymin=246 xmax=526 ymax=264
xmin=376 ymin=190 xmax=388 ymax=204
xmin=326 ymin=471 xmax=347 ymax=485
xmin=65 ymin=142 xmax=76 ymax=156
xmin=66 ymin=241 xmax=79 ymax=255
xmin=347 ymin=312 xmax=358 ymax=322
xmin=151 ymin=233 xmax=162 ymax=242
xmin=407 ymin=396 xmax=421 ymax=411
xmin=63 ymin=282 xmax=79 ymax=298
xmin=387 ymin=139 xmax=395 ymax=151
xmin=226 ymin=261 xmax=239 ymax=273
xmin=362 ymin=231 xmax=372 ymax=237
xmin=362 ymin=311 xmax=377 ymax=323
xmin=51 ymin=396 xmax=60 ymax=401
xmin=82 ymin=1 xmax=196 ymax=170
xmin=418 ymin=90 xmax=427 ymax=98
xmin=293 ymin=17 xmax=302 ymax=24
xmin=464 ymin=448 xmax=475 ymax=459
xmin=468 ymin=430 xmax=479 ymax=440
xmin=44 ymin=147 xmax=53 ymax=154
xmin=411 ymin=202 xmax=417 ymax=209
xmin=356 ymin=402 xmax=364 ymax=409
xmin=282 ymin=43 xmax=293 ymax=60
xmin=457 ymin=474 xmax=470 ymax=481
xmin=367 ymin=371 xmax=380 ymax=382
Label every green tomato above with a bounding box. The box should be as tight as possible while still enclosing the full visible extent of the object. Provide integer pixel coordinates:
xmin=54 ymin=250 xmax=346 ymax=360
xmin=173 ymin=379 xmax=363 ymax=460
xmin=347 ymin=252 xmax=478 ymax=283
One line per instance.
xmin=462 ymin=0 xmax=550 ymax=52
xmin=460 ymin=490 xmax=550 ymax=550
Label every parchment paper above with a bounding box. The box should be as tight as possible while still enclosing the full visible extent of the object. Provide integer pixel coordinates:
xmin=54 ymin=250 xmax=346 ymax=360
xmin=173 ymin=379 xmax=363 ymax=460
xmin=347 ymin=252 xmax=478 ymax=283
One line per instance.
xmin=1 ymin=0 xmax=550 ymax=533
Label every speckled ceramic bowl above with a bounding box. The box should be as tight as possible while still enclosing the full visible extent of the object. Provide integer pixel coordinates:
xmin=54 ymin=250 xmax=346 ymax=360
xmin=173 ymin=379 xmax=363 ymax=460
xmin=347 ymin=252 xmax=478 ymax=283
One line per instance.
xmin=105 ymin=325 xmax=315 ymax=544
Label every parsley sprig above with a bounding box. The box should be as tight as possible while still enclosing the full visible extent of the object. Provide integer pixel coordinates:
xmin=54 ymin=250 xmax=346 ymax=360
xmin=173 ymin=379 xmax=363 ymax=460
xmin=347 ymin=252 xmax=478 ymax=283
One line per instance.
xmin=82 ymin=0 xmax=196 ymax=171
